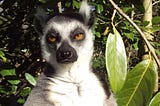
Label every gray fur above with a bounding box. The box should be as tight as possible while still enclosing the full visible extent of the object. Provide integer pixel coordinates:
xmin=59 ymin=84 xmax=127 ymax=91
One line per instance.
xmin=24 ymin=1 xmax=117 ymax=106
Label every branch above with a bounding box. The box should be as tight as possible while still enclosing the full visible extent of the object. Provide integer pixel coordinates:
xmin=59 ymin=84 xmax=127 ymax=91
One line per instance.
xmin=108 ymin=0 xmax=160 ymax=68
xmin=153 ymin=0 xmax=160 ymax=6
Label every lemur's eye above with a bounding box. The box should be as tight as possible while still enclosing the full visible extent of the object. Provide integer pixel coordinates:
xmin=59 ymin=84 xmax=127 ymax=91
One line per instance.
xmin=74 ymin=33 xmax=85 ymax=41
xmin=46 ymin=29 xmax=61 ymax=43
xmin=48 ymin=35 xmax=56 ymax=43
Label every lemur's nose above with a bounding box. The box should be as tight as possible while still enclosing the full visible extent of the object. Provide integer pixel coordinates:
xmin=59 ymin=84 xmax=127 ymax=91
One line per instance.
xmin=61 ymin=51 xmax=73 ymax=59
xmin=56 ymin=41 xmax=78 ymax=63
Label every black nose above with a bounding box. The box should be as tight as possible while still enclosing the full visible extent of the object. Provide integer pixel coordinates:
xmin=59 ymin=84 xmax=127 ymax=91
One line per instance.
xmin=60 ymin=51 xmax=73 ymax=59
xmin=56 ymin=42 xmax=78 ymax=63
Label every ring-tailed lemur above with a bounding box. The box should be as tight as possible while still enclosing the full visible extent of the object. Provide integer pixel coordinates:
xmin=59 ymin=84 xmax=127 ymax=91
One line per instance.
xmin=23 ymin=1 xmax=117 ymax=106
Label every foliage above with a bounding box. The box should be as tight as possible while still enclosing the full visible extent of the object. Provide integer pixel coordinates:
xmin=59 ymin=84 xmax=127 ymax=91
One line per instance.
xmin=25 ymin=73 xmax=37 ymax=86
xmin=117 ymin=59 xmax=156 ymax=106
xmin=106 ymin=25 xmax=127 ymax=94
xmin=0 ymin=0 xmax=160 ymax=106
xmin=149 ymin=92 xmax=160 ymax=106
xmin=106 ymin=26 xmax=158 ymax=106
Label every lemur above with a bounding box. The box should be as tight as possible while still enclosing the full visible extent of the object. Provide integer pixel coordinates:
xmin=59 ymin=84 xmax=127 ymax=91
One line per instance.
xmin=23 ymin=1 xmax=117 ymax=106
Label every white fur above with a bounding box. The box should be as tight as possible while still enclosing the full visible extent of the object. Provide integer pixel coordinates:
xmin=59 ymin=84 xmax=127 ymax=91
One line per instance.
xmin=40 ymin=20 xmax=94 ymax=75
xmin=24 ymin=19 xmax=117 ymax=106
xmin=79 ymin=0 xmax=91 ymax=24
xmin=24 ymin=1 xmax=117 ymax=106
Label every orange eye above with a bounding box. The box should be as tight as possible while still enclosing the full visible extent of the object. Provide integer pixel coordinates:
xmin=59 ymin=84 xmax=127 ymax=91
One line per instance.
xmin=48 ymin=36 xmax=56 ymax=43
xmin=74 ymin=33 xmax=84 ymax=41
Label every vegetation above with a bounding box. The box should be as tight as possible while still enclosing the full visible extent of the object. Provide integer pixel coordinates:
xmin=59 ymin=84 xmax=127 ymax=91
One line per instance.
xmin=0 ymin=0 xmax=160 ymax=106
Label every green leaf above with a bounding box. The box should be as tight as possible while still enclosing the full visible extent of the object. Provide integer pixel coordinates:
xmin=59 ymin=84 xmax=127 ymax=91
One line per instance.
xmin=142 ymin=21 xmax=150 ymax=27
xmin=10 ymin=85 xmax=18 ymax=94
xmin=20 ymin=87 xmax=31 ymax=97
xmin=25 ymin=73 xmax=37 ymax=86
xmin=0 ymin=69 xmax=16 ymax=76
xmin=0 ymin=69 xmax=20 ymax=85
xmin=149 ymin=26 xmax=160 ymax=33
xmin=149 ymin=92 xmax=160 ymax=106
xmin=106 ymin=26 xmax=127 ymax=94
xmin=122 ymin=7 xmax=133 ymax=14
xmin=17 ymin=98 xmax=25 ymax=104
xmin=95 ymin=32 xmax=101 ymax=38
xmin=8 ymin=80 xmax=20 ymax=85
xmin=96 ymin=4 xmax=103 ymax=14
xmin=0 ymin=50 xmax=7 ymax=62
xmin=124 ymin=33 xmax=135 ymax=41
xmin=38 ymin=0 xmax=49 ymax=3
xmin=73 ymin=0 xmax=80 ymax=9
xmin=152 ymin=16 xmax=160 ymax=24
xmin=117 ymin=59 xmax=157 ymax=106
xmin=141 ymin=26 xmax=160 ymax=33
xmin=38 ymin=0 xmax=46 ymax=3
xmin=155 ymin=49 xmax=160 ymax=55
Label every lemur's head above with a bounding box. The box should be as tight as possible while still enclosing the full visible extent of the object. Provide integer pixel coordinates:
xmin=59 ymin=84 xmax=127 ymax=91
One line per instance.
xmin=34 ymin=1 xmax=94 ymax=69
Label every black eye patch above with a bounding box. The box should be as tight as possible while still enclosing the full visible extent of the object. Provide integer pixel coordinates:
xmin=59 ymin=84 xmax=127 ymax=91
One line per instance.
xmin=45 ymin=29 xmax=61 ymax=50
xmin=46 ymin=29 xmax=61 ymax=43
xmin=70 ymin=27 xmax=85 ymax=42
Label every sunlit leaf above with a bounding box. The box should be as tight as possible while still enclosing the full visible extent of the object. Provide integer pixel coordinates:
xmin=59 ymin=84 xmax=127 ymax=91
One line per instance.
xmin=0 ymin=69 xmax=16 ymax=76
xmin=96 ymin=4 xmax=103 ymax=14
xmin=25 ymin=73 xmax=37 ymax=86
xmin=0 ymin=69 xmax=20 ymax=85
xmin=117 ymin=59 xmax=157 ymax=106
xmin=8 ymin=80 xmax=20 ymax=85
xmin=95 ymin=32 xmax=101 ymax=38
xmin=149 ymin=92 xmax=160 ymax=106
xmin=106 ymin=25 xmax=127 ymax=94
xmin=20 ymin=87 xmax=31 ymax=97
xmin=0 ymin=50 xmax=7 ymax=62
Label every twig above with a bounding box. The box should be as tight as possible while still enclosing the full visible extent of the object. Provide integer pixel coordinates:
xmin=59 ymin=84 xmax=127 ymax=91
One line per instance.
xmin=111 ymin=9 xmax=117 ymax=22
xmin=108 ymin=0 xmax=160 ymax=68
xmin=153 ymin=0 xmax=160 ymax=6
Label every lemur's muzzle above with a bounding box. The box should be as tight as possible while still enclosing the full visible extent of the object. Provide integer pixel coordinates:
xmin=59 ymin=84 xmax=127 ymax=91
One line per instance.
xmin=56 ymin=42 xmax=78 ymax=63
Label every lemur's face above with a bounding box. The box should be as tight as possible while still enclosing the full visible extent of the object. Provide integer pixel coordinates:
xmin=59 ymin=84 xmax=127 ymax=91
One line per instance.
xmin=43 ymin=15 xmax=88 ymax=64
xmin=34 ymin=1 xmax=94 ymax=66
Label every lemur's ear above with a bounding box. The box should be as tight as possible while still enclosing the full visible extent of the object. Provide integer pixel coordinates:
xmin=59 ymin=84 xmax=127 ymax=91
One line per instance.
xmin=79 ymin=1 xmax=95 ymax=28
xmin=34 ymin=8 xmax=48 ymax=35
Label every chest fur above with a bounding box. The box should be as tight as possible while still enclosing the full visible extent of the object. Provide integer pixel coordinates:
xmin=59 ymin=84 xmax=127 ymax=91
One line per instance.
xmin=39 ymin=75 xmax=106 ymax=106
